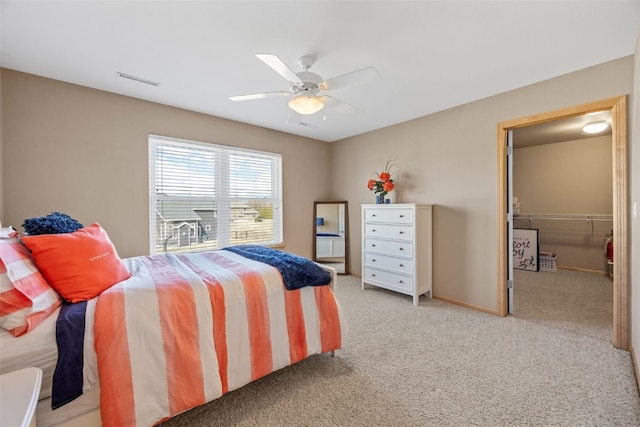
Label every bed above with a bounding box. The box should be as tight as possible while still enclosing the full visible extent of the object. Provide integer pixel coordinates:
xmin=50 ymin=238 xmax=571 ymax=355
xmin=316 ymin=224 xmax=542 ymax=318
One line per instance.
xmin=0 ymin=226 xmax=345 ymax=427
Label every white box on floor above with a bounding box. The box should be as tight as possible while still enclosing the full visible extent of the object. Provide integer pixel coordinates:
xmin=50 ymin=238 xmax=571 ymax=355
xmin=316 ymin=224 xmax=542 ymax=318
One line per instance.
xmin=539 ymin=252 xmax=557 ymax=271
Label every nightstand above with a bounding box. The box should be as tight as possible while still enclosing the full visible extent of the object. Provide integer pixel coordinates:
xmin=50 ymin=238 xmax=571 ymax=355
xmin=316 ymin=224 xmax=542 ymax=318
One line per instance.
xmin=0 ymin=367 xmax=42 ymax=427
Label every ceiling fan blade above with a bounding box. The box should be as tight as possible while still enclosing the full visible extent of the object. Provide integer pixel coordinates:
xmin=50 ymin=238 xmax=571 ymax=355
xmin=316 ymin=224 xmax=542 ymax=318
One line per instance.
xmin=229 ymin=91 xmax=291 ymax=102
xmin=320 ymin=67 xmax=379 ymax=91
xmin=322 ymin=96 xmax=365 ymax=114
xmin=256 ymin=54 xmax=302 ymax=83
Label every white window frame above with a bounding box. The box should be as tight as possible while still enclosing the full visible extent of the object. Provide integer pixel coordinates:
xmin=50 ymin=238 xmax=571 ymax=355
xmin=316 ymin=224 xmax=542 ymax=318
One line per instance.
xmin=149 ymin=134 xmax=283 ymax=254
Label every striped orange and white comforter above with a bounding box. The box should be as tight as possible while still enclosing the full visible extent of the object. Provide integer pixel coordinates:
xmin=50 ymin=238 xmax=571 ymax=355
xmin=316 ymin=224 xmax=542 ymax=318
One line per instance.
xmin=92 ymin=250 xmax=345 ymax=427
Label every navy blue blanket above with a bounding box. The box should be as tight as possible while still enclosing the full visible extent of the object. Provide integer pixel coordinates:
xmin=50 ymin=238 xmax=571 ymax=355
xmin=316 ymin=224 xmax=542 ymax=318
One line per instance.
xmin=223 ymin=245 xmax=332 ymax=290
xmin=52 ymin=301 xmax=87 ymax=409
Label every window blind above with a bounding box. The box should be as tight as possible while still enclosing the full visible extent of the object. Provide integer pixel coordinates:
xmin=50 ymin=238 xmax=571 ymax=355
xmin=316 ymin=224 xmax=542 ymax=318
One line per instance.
xmin=149 ymin=135 xmax=283 ymax=254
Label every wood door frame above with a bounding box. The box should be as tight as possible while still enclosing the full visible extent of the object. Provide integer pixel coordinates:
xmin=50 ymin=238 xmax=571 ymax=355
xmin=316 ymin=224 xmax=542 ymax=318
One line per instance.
xmin=496 ymin=95 xmax=628 ymax=350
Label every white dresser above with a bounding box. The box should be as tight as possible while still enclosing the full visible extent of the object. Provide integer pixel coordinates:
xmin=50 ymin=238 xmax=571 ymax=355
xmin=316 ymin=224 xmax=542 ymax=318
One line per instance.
xmin=361 ymin=203 xmax=432 ymax=305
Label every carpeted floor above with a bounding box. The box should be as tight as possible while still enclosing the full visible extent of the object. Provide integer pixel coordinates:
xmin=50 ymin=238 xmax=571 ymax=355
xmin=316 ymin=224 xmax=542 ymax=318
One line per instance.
xmin=513 ymin=268 xmax=613 ymax=342
xmin=162 ymin=274 xmax=639 ymax=426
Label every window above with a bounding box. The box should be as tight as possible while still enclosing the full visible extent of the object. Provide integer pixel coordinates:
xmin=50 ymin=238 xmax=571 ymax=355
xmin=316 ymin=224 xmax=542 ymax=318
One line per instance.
xmin=149 ymin=135 xmax=282 ymax=254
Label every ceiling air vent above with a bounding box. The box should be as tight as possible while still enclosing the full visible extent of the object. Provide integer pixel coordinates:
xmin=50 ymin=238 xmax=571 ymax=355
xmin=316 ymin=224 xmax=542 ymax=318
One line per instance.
xmin=116 ymin=72 xmax=160 ymax=87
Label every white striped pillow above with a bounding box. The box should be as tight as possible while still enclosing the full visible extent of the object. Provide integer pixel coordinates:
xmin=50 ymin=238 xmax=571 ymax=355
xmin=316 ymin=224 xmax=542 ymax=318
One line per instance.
xmin=0 ymin=237 xmax=61 ymax=336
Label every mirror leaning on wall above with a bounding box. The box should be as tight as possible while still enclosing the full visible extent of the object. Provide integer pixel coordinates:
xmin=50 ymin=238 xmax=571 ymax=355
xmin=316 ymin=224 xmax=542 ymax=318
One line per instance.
xmin=313 ymin=201 xmax=349 ymax=275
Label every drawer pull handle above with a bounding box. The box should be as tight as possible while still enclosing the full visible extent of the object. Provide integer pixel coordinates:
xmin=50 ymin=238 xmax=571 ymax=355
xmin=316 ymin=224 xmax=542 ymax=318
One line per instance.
xmin=399 ymin=280 xmax=404 ymax=284
xmin=399 ymin=231 xmax=404 ymax=234
xmin=399 ymin=247 xmax=404 ymax=251
xmin=372 ymin=214 xmax=376 ymax=217
xmin=399 ymin=264 xmax=404 ymax=267
xmin=399 ymin=215 xmax=404 ymax=218
xmin=372 ymin=274 xmax=376 ymax=277
xmin=372 ymin=229 xmax=376 ymax=232
xmin=372 ymin=259 xmax=376 ymax=262
xmin=371 ymin=244 xmax=376 ymax=247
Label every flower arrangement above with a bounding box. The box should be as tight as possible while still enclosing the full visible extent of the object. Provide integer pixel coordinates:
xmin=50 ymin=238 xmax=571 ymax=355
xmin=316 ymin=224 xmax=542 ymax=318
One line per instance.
xmin=367 ymin=161 xmax=396 ymax=202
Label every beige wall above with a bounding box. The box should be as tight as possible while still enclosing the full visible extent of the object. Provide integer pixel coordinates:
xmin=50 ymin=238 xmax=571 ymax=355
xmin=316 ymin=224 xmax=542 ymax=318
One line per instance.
xmin=331 ymin=56 xmax=634 ymax=312
xmin=514 ymin=136 xmax=612 ymax=272
xmin=1 ymin=69 xmax=331 ymax=259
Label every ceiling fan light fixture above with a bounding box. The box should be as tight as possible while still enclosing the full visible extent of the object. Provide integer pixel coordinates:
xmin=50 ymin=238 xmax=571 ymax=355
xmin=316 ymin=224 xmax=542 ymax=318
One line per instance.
xmin=583 ymin=121 xmax=608 ymax=134
xmin=288 ymin=95 xmax=324 ymax=115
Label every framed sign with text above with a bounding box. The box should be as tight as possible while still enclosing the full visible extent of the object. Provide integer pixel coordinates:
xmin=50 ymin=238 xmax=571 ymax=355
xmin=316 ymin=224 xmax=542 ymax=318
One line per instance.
xmin=513 ymin=228 xmax=539 ymax=271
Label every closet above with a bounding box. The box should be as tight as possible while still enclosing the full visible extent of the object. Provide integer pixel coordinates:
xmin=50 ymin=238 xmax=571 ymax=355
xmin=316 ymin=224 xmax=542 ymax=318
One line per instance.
xmin=512 ymin=112 xmax=613 ymax=275
xmin=498 ymin=96 xmax=628 ymax=349
xmin=510 ymin=112 xmax=614 ymax=337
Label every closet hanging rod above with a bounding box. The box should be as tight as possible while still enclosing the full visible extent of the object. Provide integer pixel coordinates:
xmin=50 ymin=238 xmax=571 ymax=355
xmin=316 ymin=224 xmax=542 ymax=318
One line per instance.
xmin=514 ymin=214 xmax=612 ymax=234
xmin=514 ymin=214 xmax=612 ymax=221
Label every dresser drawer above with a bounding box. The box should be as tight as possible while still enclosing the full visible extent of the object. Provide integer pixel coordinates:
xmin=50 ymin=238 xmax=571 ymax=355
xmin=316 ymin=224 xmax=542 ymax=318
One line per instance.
xmin=364 ymin=252 xmax=413 ymax=274
xmin=363 ymin=238 xmax=414 ymax=258
xmin=363 ymin=267 xmax=413 ymax=293
xmin=364 ymin=207 xmax=413 ymax=224
xmin=364 ymin=223 xmax=413 ymax=241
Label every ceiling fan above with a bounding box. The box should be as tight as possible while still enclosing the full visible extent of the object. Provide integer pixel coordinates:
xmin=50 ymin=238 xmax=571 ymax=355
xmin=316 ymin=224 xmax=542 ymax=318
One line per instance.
xmin=229 ymin=54 xmax=379 ymax=125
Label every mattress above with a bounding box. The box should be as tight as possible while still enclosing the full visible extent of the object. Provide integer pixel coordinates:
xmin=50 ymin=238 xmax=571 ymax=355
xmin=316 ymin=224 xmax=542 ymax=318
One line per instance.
xmin=0 ymin=306 xmax=60 ymax=400
xmin=36 ymin=388 xmax=100 ymax=427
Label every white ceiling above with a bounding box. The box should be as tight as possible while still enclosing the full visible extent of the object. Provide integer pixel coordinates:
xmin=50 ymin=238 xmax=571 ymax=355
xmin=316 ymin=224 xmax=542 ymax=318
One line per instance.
xmin=1 ymin=1 xmax=639 ymax=143
xmin=513 ymin=110 xmax=613 ymax=148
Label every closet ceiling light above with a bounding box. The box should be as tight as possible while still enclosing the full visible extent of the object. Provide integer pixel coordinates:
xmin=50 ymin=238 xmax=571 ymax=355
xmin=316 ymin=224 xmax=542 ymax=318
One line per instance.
xmin=582 ymin=121 xmax=608 ymax=134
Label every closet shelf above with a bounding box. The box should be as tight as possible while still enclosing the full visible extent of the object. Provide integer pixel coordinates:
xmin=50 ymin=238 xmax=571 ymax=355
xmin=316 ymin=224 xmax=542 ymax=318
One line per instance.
xmin=514 ymin=213 xmax=613 ymax=221
xmin=514 ymin=213 xmax=612 ymax=234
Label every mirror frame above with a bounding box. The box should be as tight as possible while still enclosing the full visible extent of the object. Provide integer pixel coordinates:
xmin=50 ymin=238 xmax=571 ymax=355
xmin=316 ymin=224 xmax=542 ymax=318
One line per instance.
xmin=313 ymin=201 xmax=349 ymax=275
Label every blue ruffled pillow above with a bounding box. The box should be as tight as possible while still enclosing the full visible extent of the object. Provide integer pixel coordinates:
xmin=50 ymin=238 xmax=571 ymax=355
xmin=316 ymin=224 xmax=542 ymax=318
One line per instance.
xmin=22 ymin=212 xmax=84 ymax=235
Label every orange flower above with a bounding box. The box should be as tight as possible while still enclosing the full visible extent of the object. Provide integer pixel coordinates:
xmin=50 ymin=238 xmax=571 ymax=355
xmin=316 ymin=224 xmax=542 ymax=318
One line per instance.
xmin=367 ymin=161 xmax=397 ymax=198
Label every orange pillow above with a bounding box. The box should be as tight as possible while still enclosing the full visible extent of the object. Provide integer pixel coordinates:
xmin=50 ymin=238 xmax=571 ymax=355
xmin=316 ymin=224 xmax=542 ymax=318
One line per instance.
xmin=21 ymin=223 xmax=131 ymax=302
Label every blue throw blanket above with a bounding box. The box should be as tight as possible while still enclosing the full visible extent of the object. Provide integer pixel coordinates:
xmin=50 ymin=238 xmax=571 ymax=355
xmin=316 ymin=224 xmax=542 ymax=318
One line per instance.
xmin=52 ymin=301 xmax=87 ymax=409
xmin=223 ymin=245 xmax=332 ymax=290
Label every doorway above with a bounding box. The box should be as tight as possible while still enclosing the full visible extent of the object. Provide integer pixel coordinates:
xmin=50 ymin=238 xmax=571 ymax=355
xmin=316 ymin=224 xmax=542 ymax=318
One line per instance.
xmin=497 ymin=96 xmax=628 ymax=350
